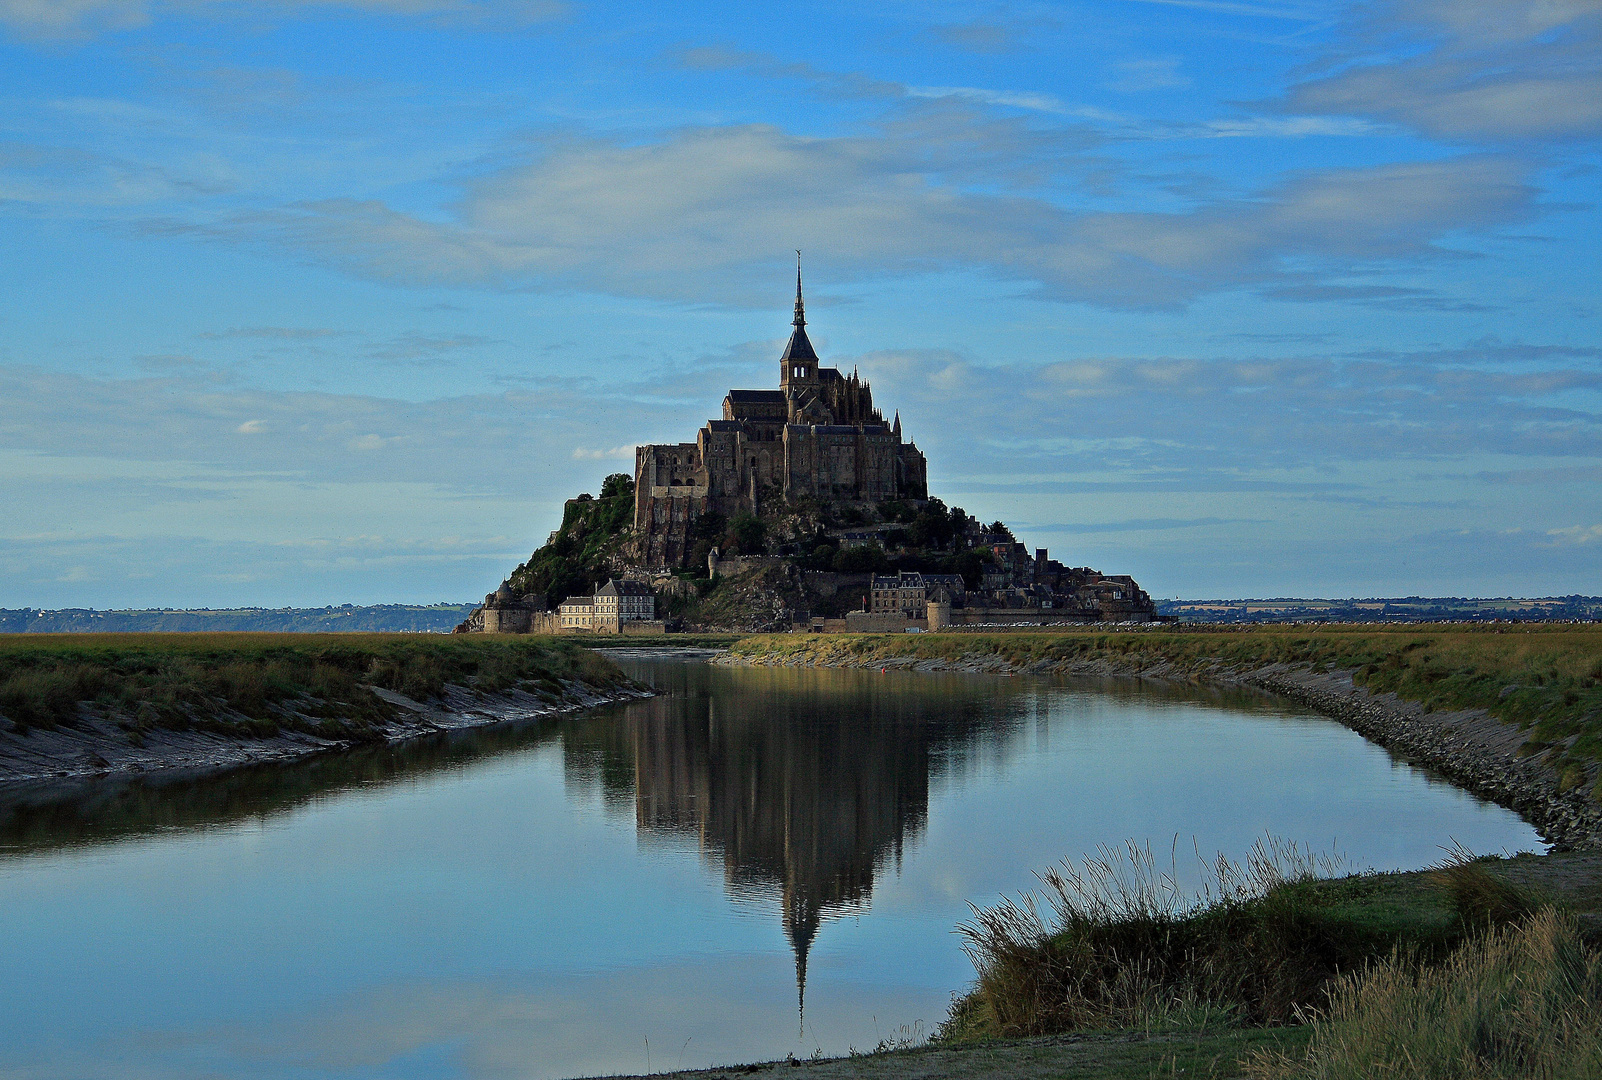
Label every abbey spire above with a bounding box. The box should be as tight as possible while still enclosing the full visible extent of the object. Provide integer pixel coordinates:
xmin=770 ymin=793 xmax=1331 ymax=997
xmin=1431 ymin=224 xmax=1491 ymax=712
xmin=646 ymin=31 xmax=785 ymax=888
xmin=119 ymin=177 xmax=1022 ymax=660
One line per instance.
xmin=780 ymin=250 xmax=819 ymax=369
xmin=793 ymin=250 xmax=806 ymax=327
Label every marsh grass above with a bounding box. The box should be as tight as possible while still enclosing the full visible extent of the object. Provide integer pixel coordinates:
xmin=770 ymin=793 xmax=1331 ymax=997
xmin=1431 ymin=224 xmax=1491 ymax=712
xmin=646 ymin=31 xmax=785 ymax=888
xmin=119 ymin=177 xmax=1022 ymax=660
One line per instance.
xmin=1248 ymin=908 xmax=1602 ymax=1079
xmin=0 ymin=633 xmax=628 ymax=739
xmin=940 ymin=841 xmax=1544 ymax=1045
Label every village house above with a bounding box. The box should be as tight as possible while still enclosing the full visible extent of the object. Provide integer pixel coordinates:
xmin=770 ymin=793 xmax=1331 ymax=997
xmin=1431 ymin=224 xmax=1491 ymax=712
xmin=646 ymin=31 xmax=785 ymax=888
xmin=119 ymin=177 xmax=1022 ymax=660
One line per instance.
xmin=558 ymin=579 xmax=660 ymax=633
xmin=868 ymin=571 xmax=967 ymax=620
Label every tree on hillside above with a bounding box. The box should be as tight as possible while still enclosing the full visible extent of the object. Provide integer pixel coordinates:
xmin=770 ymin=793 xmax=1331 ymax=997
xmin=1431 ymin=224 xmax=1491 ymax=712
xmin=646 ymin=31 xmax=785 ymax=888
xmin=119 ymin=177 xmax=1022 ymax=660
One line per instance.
xmin=910 ymin=497 xmax=954 ymax=549
xmin=727 ymin=512 xmax=766 ymax=554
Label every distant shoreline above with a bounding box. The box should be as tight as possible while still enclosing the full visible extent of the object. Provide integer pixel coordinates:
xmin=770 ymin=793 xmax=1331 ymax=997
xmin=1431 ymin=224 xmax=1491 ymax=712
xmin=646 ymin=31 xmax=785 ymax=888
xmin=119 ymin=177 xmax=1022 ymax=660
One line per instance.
xmin=0 ymin=604 xmax=475 ymax=635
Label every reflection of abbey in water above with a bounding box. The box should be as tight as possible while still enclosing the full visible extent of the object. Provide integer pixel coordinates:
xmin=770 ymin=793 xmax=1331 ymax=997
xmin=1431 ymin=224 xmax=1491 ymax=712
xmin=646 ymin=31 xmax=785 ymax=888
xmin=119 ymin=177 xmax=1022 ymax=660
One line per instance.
xmin=631 ymin=685 xmax=928 ymax=1017
xmin=560 ymin=665 xmax=1029 ymax=1019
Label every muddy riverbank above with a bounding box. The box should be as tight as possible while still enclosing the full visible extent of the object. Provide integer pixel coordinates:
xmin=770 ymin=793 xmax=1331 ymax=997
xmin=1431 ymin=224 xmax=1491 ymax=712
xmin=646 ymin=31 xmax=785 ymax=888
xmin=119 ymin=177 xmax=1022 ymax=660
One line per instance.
xmin=0 ymin=633 xmax=651 ymax=785
xmin=0 ymin=678 xmax=651 ymax=785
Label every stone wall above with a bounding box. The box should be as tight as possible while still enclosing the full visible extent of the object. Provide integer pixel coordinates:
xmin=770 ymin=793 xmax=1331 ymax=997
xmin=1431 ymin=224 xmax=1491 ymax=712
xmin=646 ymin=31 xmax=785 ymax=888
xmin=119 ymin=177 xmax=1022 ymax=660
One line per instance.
xmin=844 ymin=611 xmax=928 ymax=632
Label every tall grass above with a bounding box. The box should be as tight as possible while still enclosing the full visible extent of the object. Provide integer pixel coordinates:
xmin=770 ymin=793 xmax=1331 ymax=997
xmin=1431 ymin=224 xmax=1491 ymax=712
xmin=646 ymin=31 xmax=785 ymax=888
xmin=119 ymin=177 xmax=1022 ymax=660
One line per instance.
xmin=945 ymin=839 xmax=1362 ymax=1038
xmin=940 ymin=840 xmax=1539 ymax=1043
xmin=1248 ymin=908 xmax=1602 ymax=1079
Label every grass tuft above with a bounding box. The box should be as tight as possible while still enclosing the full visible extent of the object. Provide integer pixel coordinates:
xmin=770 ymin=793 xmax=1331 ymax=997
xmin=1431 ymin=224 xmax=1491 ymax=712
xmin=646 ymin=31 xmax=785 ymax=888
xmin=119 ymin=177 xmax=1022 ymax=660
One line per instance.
xmin=940 ymin=839 xmax=1545 ymax=1045
xmin=1432 ymin=844 xmax=1546 ymax=929
xmin=1248 ymin=907 xmax=1602 ymax=1079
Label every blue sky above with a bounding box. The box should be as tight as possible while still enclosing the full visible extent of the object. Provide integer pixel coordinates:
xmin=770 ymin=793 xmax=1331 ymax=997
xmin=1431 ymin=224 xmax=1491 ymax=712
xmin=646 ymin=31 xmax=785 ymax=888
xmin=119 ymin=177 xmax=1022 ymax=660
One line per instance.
xmin=1 ymin=0 xmax=1598 ymax=606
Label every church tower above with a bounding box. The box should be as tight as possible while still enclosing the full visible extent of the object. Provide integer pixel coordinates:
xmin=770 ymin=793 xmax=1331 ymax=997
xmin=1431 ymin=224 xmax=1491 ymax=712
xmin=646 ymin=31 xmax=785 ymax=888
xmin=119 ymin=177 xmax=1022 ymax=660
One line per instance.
xmin=779 ymin=252 xmax=818 ymax=395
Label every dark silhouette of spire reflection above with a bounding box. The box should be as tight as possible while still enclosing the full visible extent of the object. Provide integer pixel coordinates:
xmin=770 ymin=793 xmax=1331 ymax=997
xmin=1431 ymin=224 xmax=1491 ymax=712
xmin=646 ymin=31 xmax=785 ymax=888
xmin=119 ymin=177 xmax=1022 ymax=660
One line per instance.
xmin=563 ymin=662 xmax=1031 ymax=1021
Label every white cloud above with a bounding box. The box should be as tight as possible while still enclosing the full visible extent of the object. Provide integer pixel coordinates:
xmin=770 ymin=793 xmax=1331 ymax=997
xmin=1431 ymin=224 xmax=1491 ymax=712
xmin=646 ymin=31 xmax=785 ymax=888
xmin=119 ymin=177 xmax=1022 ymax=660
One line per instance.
xmin=2 ymin=328 xmax=1598 ymax=603
xmin=903 ymin=85 xmax=1118 ymax=120
xmin=1281 ymin=0 xmax=1602 ymax=141
xmin=1107 ymin=57 xmax=1191 ymax=93
xmin=0 ymin=0 xmax=564 ymax=38
xmin=1547 ymin=523 xmax=1602 ymax=545
xmin=1184 ymin=116 xmax=1377 ymax=138
xmin=206 ymin=122 xmax=1535 ymax=310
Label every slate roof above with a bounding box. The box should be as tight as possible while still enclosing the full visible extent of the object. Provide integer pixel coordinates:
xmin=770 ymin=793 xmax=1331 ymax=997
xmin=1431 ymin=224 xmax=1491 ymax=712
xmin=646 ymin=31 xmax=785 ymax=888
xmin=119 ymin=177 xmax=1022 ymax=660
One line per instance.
xmin=597 ymin=578 xmax=653 ymax=596
xmin=780 ymin=325 xmax=818 ymax=362
xmin=727 ymin=389 xmax=786 ymax=403
xmin=871 ymin=571 xmax=966 ymax=593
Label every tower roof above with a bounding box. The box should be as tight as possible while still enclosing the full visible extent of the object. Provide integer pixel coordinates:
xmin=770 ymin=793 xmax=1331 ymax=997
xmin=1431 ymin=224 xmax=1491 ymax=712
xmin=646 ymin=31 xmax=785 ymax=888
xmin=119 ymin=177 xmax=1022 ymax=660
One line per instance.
xmin=780 ymin=326 xmax=818 ymax=362
xmin=781 ymin=250 xmax=818 ymax=361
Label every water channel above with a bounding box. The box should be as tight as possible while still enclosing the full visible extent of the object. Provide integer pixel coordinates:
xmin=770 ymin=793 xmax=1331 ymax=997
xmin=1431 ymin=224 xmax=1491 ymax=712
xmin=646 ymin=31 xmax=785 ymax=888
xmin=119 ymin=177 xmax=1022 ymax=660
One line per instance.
xmin=0 ymin=657 xmax=1541 ymax=1080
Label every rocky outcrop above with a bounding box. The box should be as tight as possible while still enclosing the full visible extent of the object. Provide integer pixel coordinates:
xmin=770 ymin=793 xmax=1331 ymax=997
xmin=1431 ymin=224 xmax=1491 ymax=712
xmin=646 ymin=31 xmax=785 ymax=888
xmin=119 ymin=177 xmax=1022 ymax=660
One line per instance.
xmin=1249 ymin=667 xmax=1602 ymax=852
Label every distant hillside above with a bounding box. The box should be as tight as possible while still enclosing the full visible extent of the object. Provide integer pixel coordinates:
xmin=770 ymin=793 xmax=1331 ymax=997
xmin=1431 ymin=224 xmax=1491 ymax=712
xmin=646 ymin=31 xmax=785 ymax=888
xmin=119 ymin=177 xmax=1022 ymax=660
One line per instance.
xmin=0 ymin=605 xmax=476 ymax=634
xmin=1158 ymin=596 xmax=1602 ymax=623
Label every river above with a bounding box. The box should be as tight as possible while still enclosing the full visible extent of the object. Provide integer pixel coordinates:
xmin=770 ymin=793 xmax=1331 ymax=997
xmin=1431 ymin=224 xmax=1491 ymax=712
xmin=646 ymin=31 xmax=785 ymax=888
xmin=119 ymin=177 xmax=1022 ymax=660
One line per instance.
xmin=0 ymin=656 xmax=1541 ymax=1079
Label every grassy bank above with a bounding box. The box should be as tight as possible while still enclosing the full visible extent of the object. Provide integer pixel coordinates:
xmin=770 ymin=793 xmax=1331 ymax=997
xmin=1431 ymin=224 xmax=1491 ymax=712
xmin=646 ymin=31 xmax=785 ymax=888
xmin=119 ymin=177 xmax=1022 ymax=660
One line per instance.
xmin=939 ymin=843 xmax=1602 ymax=1078
xmin=0 ymin=633 xmax=630 ymax=741
xmin=729 ymin=625 xmax=1602 ymax=796
xmin=587 ymin=634 xmax=744 ymax=650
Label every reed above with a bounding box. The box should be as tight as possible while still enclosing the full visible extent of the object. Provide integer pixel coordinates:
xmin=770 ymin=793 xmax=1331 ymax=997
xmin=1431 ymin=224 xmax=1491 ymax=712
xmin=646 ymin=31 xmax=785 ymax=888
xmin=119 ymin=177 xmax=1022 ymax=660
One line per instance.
xmin=940 ymin=841 xmax=1540 ymax=1044
xmin=1248 ymin=908 xmax=1602 ymax=1079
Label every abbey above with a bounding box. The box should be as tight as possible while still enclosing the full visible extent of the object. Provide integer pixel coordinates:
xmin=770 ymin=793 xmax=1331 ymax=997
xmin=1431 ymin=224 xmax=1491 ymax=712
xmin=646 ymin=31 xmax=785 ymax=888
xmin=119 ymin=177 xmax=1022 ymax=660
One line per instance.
xmin=635 ymin=267 xmax=928 ymax=567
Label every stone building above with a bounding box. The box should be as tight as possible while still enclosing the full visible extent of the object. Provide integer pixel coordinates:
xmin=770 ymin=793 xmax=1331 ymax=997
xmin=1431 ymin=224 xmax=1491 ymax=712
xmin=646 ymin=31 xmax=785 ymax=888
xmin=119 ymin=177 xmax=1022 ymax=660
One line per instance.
xmin=557 ymin=578 xmax=661 ymax=633
xmin=634 ymin=264 xmax=928 ymax=567
xmin=847 ymin=556 xmax=1157 ymax=629
xmin=480 ymin=580 xmax=554 ymax=634
xmin=596 ymin=578 xmax=656 ymax=628
xmin=557 ymin=594 xmax=595 ymax=631
xmin=868 ymin=572 xmax=967 ymax=620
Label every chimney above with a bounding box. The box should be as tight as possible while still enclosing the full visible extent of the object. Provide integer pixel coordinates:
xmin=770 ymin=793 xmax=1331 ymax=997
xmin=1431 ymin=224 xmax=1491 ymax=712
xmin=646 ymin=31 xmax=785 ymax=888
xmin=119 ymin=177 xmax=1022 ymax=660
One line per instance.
xmin=1036 ymin=548 xmax=1048 ymax=566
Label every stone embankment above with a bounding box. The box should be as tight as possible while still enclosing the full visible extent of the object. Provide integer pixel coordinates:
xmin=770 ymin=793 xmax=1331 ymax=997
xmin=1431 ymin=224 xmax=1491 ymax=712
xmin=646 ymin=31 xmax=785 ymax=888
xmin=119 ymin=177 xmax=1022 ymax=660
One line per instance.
xmin=718 ymin=646 xmax=1602 ymax=851
xmin=0 ymin=679 xmax=651 ymax=786
xmin=1250 ymin=666 xmax=1602 ymax=852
